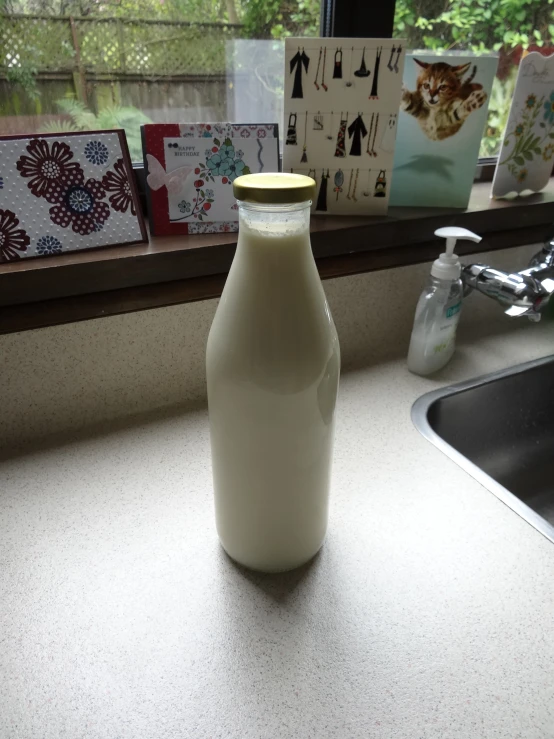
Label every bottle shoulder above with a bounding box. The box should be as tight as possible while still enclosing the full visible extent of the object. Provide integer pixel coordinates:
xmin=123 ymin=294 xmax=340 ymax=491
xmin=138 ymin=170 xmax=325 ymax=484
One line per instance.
xmin=420 ymin=277 xmax=462 ymax=302
xmin=413 ymin=276 xmax=462 ymax=322
xmin=426 ymin=274 xmax=462 ymax=291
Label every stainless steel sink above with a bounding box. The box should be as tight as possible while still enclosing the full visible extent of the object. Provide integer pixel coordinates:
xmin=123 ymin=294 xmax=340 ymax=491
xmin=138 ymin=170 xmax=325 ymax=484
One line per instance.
xmin=412 ymin=355 xmax=554 ymax=543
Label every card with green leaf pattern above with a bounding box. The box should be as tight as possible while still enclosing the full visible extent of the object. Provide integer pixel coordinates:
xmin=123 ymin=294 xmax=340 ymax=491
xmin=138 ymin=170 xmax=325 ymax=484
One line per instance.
xmin=492 ymin=51 xmax=554 ymax=197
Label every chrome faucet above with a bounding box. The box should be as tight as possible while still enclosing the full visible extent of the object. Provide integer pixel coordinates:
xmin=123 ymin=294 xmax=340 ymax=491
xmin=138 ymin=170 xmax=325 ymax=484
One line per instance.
xmin=462 ymin=240 xmax=554 ymax=322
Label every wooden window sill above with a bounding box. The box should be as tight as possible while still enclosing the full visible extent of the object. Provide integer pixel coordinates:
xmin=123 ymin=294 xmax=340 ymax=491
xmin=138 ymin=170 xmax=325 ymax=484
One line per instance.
xmin=2 ymin=180 xmax=554 ymax=335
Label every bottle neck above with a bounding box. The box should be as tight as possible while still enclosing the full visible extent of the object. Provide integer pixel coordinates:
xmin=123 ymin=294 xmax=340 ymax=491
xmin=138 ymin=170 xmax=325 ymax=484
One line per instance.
xmin=237 ymin=200 xmax=311 ymax=236
xmin=235 ymin=200 xmax=314 ymax=278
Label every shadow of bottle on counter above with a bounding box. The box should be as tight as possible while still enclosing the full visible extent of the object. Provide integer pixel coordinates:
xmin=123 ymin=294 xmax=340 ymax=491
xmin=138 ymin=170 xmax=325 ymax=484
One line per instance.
xmin=219 ymin=545 xmax=323 ymax=604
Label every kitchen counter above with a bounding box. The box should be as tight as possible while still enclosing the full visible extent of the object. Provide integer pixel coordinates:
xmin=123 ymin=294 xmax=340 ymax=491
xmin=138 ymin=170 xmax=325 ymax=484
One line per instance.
xmin=2 ymin=322 xmax=554 ymax=739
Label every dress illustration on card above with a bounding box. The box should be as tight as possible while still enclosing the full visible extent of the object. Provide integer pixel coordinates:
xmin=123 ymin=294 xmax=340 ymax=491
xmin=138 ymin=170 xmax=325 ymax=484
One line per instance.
xmin=348 ymin=114 xmax=367 ymax=156
xmin=316 ymin=169 xmax=330 ymax=211
xmin=290 ymin=49 xmax=310 ymax=98
xmin=284 ymin=37 xmax=406 ymax=216
xmin=335 ymin=113 xmax=348 ymax=157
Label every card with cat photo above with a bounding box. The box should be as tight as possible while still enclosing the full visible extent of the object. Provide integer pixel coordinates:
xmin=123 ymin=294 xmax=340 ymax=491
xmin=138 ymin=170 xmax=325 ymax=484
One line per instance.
xmin=283 ymin=38 xmax=406 ymax=216
xmin=492 ymin=51 xmax=554 ymax=198
xmin=390 ymin=52 xmax=498 ymax=208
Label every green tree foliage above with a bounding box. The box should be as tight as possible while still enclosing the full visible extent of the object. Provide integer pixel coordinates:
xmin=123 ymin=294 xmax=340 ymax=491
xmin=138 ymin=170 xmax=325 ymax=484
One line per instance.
xmin=9 ymin=0 xmax=235 ymax=22
xmin=242 ymin=0 xmax=320 ymax=38
xmin=9 ymin=0 xmax=320 ymax=34
xmin=41 ymin=96 xmax=151 ymax=159
xmin=394 ymin=0 xmax=553 ymax=51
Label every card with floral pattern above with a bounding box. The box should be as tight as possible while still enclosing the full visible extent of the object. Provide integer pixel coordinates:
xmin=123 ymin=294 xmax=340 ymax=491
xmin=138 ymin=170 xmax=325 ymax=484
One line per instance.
xmin=141 ymin=123 xmax=280 ymax=236
xmin=0 ymin=130 xmax=147 ymax=263
xmin=492 ymin=51 xmax=554 ymax=197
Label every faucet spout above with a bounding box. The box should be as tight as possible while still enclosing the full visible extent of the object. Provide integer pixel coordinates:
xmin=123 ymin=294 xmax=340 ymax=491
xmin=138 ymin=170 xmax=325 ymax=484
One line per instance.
xmin=457 ymin=237 xmax=554 ymax=320
xmin=462 ymin=263 xmax=549 ymax=309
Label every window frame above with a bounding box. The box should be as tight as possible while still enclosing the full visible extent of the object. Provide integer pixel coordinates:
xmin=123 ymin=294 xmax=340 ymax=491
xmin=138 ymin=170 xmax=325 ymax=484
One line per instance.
xmin=322 ymin=0 xmax=396 ymax=39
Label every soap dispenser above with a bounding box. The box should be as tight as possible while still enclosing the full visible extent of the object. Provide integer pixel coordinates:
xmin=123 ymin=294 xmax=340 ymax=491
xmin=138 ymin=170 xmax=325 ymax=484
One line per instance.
xmin=407 ymin=227 xmax=482 ymax=376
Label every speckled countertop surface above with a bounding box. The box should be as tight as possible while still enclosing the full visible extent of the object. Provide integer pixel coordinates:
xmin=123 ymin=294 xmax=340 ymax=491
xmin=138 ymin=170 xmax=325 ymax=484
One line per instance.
xmin=2 ymin=325 xmax=554 ymax=739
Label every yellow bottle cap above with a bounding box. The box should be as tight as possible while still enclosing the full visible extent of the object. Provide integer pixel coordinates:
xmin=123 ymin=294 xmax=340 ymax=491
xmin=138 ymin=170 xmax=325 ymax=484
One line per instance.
xmin=233 ymin=172 xmax=316 ymax=204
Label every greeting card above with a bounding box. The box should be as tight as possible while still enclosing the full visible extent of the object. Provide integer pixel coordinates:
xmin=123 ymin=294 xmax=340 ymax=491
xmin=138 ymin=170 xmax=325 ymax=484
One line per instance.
xmin=0 ymin=130 xmax=146 ymax=263
xmin=492 ymin=52 xmax=554 ymax=197
xmin=391 ymin=52 xmax=497 ymax=208
xmin=141 ymin=123 xmax=280 ymax=235
xmin=283 ymin=38 xmax=406 ymax=216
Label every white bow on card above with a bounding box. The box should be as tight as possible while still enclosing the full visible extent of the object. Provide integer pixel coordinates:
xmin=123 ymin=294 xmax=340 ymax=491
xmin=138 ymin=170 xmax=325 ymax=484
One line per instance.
xmin=146 ymin=154 xmax=195 ymax=195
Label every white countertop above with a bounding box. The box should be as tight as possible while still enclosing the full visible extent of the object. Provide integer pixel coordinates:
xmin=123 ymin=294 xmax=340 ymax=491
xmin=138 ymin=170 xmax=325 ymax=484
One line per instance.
xmin=2 ymin=322 xmax=554 ymax=739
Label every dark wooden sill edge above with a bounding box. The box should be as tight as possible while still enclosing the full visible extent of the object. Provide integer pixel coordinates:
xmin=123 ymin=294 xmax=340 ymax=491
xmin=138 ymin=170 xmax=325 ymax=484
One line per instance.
xmin=1 ymin=179 xmax=554 ymax=334
xmin=0 ymin=221 xmax=549 ymax=336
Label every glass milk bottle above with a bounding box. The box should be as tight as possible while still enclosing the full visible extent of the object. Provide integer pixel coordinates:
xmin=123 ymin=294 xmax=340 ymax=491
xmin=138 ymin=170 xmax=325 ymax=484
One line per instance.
xmin=206 ymin=173 xmax=340 ymax=573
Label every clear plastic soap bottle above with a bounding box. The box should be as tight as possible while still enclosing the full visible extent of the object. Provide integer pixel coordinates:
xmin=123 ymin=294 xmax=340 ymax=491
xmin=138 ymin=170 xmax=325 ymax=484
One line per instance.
xmin=407 ymin=227 xmax=482 ymax=376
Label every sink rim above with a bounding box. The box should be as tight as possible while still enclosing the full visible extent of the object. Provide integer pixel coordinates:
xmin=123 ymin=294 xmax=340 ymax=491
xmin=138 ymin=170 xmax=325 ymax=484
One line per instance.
xmin=412 ymin=354 xmax=554 ymax=545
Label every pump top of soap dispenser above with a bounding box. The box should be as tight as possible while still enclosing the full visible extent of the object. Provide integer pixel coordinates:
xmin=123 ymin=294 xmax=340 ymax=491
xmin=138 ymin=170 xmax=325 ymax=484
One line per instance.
xmin=431 ymin=227 xmax=482 ymax=280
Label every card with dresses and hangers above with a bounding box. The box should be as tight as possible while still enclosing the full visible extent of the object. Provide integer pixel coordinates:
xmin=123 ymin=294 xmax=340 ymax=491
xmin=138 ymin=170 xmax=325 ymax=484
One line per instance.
xmin=283 ymin=37 xmax=406 ymax=215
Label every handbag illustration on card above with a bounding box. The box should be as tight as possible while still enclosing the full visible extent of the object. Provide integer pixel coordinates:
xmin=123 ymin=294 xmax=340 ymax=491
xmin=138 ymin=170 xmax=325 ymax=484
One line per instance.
xmin=286 ymin=113 xmax=298 ymax=145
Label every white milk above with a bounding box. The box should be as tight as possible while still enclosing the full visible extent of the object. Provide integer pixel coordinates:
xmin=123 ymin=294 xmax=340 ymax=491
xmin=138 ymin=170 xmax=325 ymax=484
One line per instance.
xmin=206 ymin=202 xmax=340 ymax=572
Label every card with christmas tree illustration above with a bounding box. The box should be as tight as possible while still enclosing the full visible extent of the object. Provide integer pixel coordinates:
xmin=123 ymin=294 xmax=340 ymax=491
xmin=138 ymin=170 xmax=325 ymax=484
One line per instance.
xmin=283 ymin=38 xmax=405 ymax=216
xmin=142 ymin=123 xmax=280 ymax=235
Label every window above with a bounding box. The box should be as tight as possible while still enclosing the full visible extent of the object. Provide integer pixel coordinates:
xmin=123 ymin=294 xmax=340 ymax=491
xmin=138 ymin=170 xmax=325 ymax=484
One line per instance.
xmin=4 ymin=1 xmax=550 ymax=164
xmin=0 ymin=0 xmax=321 ymax=161
xmin=393 ymin=0 xmax=554 ymax=157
